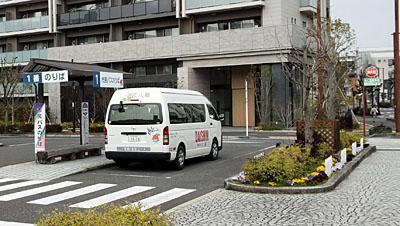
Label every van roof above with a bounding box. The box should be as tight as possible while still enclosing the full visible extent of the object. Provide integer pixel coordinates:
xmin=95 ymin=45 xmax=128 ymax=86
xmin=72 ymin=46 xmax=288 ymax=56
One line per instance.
xmin=115 ymin=88 xmax=204 ymax=96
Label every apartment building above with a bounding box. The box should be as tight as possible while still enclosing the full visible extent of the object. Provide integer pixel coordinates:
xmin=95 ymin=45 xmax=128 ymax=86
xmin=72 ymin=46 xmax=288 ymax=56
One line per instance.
xmin=0 ymin=0 xmax=330 ymax=126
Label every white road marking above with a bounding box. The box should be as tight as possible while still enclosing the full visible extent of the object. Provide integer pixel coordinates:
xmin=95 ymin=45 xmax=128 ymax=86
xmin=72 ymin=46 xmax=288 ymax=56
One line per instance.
xmin=8 ymin=143 xmax=34 ymax=147
xmin=126 ymin=188 xmax=195 ymax=210
xmin=28 ymin=183 xmax=116 ymax=205
xmin=0 ymin=220 xmax=34 ymax=226
xmin=224 ymin=141 xmax=262 ymax=144
xmin=0 ymin=180 xmax=49 ymax=192
xmin=90 ymin=173 xmax=173 ymax=179
xmin=70 ymin=186 xmax=155 ymax=209
xmin=0 ymin=181 xmax=81 ymax=201
xmin=0 ymin=178 xmax=19 ymax=184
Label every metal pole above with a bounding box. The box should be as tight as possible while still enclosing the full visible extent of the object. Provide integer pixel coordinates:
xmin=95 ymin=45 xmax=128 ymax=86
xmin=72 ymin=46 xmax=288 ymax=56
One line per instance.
xmin=317 ymin=0 xmax=323 ymax=119
xmin=394 ymin=0 xmax=400 ymax=132
xmin=363 ymin=81 xmax=366 ymax=136
xmin=245 ymin=79 xmax=249 ymax=137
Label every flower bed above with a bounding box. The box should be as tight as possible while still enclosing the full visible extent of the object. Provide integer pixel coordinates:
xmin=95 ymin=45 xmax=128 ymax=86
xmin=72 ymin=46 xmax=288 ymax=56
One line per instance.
xmin=232 ymin=133 xmax=366 ymax=188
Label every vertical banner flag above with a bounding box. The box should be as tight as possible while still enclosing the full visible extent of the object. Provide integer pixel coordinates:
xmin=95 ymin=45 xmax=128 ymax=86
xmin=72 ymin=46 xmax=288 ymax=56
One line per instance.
xmin=81 ymin=102 xmax=89 ymax=145
xmin=34 ymin=103 xmax=46 ymax=153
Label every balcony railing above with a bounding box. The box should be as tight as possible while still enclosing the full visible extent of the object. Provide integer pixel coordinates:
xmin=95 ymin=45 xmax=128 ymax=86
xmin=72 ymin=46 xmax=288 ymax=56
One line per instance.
xmin=0 ymin=16 xmax=49 ymax=33
xmin=186 ymin=0 xmax=263 ymax=10
xmin=58 ymin=0 xmax=174 ymax=26
xmin=0 ymin=49 xmax=48 ymax=63
xmin=299 ymin=0 xmax=317 ymax=8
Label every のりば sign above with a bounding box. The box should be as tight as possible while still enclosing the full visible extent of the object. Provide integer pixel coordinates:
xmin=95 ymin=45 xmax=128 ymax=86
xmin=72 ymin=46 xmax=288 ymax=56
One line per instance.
xmin=34 ymin=103 xmax=46 ymax=153
xmin=23 ymin=70 xmax=68 ymax=84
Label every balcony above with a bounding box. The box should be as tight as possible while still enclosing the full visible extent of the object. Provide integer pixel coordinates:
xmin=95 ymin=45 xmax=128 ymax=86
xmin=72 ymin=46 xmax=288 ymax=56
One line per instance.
xmin=299 ymin=0 xmax=317 ymax=16
xmin=58 ymin=0 xmax=174 ymax=26
xmin=0 ymin=49 xmax=48 ymax=64
xmin=185 ymin=0 xmax=264 ymax=13
xmin=0 ymin=16 xmax=49 ymax=34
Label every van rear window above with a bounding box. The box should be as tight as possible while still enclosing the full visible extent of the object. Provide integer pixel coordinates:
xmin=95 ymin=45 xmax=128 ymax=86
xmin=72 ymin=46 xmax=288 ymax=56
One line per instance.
xmin=108 ymin=103 xmax=162 ymax=125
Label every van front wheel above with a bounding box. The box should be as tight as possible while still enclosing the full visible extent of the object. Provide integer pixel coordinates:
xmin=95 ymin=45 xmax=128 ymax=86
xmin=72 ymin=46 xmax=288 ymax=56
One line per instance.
xmin=173 ymin=146 xmax=185 ymax=170
xmin=207 ymin=139 xmax=219 ymax=160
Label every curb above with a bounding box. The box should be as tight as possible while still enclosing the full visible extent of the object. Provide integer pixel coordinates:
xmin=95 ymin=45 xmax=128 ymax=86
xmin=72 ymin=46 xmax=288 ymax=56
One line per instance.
xmin=224 ymin=145 xmax=376 ymax=194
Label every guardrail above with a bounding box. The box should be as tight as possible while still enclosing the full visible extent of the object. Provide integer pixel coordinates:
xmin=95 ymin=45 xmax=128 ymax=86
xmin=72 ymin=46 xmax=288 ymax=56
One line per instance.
xmin=0 ymin=49 xmax=48 ymax=63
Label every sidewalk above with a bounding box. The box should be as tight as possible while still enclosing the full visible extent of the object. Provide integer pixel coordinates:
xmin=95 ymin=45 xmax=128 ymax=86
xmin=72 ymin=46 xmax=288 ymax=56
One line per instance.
xmin=168 ymin=137 xmax=400 ymax=225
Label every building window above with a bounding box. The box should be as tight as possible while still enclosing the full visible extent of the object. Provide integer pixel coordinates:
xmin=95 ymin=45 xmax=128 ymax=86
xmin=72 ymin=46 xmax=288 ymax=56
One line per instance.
xmin=129 ymin=27 xmax=179 ymax=40
xmin=131 ymin=64 xmax=177 ymax=77
xmin=22 ymin=10 xmax=48 ymax=18
xmin=164 ymin=27 xmax=179 ymax=36
xmin=200 ymin=19 xmax=257 ymax=32
xmin=71 ymin=34 xmax=109 ymax=45
xmin=22 ymin=41 xmax=53 ymax=51
xmin=303 ymin=21 xmax=307 ymax=28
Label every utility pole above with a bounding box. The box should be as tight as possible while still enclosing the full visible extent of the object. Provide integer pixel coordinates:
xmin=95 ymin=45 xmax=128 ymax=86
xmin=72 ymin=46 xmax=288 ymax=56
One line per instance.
xmin=317 ymin=0 xmax=324 ymax=119
xmin=394 ymin=0 xmax=400 ymax=132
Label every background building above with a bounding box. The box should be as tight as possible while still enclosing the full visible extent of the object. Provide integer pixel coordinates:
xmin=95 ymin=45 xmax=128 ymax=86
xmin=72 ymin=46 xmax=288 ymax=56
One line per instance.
xmin=0 ymin=0 xmax=330 ymax=126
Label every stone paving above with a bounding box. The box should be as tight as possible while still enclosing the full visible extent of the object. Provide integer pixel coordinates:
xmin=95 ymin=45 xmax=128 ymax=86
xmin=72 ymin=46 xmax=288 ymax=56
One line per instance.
xmin=169 ymin=143 xmax=400 ymax=225
xmin=0 ymin=153 xmax=113 ymax=180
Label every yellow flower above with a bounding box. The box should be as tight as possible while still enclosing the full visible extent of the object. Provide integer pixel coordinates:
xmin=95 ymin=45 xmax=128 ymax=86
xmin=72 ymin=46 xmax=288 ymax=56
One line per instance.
xmin=311 ymin=172 xmax=319 ymax=176
xmin=301 ymin=177 xmax=309 ymax=181
xmin=268 ymin=182 xmax=276 ymax=187
xmin=322 ymin=162 xmax=325 ymax=165
xmin=333 ymin=158 xmax=337 ymax=163
xmin=346 ymin=148 xmax=352 ymax=151
xmin=292 ymin=179 xmax=301 ymax=183
xmin=253 ymin=180 xmax=260 ymax=185
xmin=317 ymin=166 xmax=326 ymax=171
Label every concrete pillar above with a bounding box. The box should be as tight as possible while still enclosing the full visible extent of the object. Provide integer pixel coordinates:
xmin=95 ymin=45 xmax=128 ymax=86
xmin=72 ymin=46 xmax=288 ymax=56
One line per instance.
xmin=48 ymin=83 xmax=62 ymax=123
xmin=177 ymin=67 xmax=210 ymax=99
xmin=110 ymin=23 xmax=123 ymax=41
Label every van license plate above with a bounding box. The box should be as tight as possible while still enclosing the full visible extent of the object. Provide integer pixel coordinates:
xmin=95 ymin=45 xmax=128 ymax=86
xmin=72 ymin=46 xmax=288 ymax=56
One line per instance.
xmin=128 ymin=135 xmax=140 ymax=142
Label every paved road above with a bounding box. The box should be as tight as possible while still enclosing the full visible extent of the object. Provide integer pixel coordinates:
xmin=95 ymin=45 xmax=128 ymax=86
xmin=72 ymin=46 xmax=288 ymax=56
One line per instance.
xmin=0 ymin=136 xmax=294 ymax=225
xmin=0 ymin=136 xmax=104 ymax=167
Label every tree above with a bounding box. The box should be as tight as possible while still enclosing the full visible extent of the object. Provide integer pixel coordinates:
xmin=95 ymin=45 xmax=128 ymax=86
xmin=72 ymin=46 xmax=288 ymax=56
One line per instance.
xmin=248 ymin=65 xmax=274 ymax=123
xmin=277 ymin=19 xmax=356 ymax=149
xmin=318 ymin=19 xmax=357 ymax=119
xmin=0 ymin=58 xmax=22 ymax=127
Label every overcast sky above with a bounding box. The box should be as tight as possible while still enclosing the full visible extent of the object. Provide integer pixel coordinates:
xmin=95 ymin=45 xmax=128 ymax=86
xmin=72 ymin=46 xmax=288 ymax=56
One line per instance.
xmin=331 ymin=0 xmax=395 ymax=49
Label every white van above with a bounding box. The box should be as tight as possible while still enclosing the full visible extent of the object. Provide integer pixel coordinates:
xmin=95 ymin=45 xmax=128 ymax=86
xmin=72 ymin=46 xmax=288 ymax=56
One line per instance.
xmin=105 ymin=88 xmax=223 ymax=170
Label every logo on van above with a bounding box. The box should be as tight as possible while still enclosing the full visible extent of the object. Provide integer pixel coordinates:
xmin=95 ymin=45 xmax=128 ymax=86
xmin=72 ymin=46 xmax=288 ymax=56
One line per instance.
xmin=195 ymin=130 xmax=209 ymax=143
xmin=147 ymin=127 xmax=159 ymax=135
xmin=152 ymin=133 xmax=160 ymax=142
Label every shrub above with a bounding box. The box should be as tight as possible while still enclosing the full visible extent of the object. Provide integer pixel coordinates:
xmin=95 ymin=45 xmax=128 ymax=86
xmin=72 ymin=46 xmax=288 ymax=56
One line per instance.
xmin=255 ymin=122 xmax=283 ymax=131
xmin=242 ymin=145 xmax=315 ymax=183
xmin=340 ymin=132 xmax=365 ymax=149
xmin=35 ymin=204 xmax=173 ymax=226
xmin=46 ymin=124 xmax=62 ymax=133
xmin=0 ymin=124 xmax=4 ymax=134
xmin=21 ymin=123 xmax=34 ymax=133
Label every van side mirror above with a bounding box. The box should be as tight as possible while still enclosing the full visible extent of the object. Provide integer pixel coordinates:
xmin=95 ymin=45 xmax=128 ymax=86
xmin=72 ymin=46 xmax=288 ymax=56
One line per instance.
xmin=218 ymin=114 xmax=224 ymax=121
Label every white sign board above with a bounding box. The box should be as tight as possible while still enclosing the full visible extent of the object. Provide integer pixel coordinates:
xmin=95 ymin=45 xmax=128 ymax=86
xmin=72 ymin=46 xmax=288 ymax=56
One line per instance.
xmin=325 ymin=156 xmax=333 ymax=177
xmin=81 ymin=102 xmax=89 ymax=145
xmin=93 ymin=72 xmax=123 ymax=88
xmin=24 ymin=70 xmax=68 ymax=84
xmin=360 ymin=138 xmax=364 ymax=149
xmin=341 ymin=148 xmax=347 ymax=165
xmin=34 ymin=103 xmax=46 ymax=153
xmin=352 ymin=142 xmax=357 ymax=156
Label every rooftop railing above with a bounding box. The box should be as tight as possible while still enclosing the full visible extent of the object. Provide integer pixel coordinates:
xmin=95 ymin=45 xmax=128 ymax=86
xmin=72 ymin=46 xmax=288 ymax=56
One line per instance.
xmin=299 ymin=0 xmax=317 ymax=8
xmin=58 ymin=0 xmax=174 ymax=26
xmin=0 ymin=16 xmax=49 ymax=33
xmin=186 ymin=0 xmax=263 ymax=10
xmin=0 ymin=49 xmax=48 ymax=63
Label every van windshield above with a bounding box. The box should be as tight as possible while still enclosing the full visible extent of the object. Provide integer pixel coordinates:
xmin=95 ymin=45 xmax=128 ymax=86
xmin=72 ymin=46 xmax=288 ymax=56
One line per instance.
xmin=108 ymin=103 xmax=162 ymax=125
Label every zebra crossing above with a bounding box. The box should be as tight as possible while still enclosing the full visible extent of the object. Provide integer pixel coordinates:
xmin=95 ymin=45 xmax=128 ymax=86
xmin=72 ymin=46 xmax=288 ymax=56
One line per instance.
xmin=0 ymin=177 xmax=196 ymax=211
